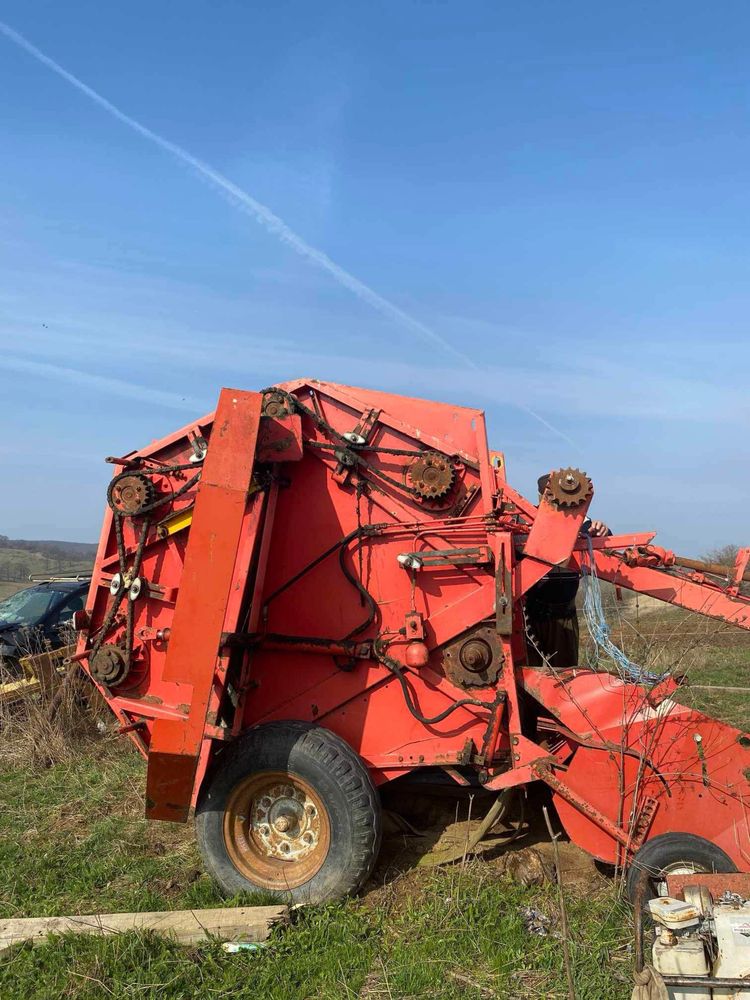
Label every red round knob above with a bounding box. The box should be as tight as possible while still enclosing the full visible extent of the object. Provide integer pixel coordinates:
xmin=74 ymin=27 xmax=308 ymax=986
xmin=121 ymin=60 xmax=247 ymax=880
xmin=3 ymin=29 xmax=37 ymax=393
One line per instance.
xmin=405 ymin=642 xmax=429 ymax=668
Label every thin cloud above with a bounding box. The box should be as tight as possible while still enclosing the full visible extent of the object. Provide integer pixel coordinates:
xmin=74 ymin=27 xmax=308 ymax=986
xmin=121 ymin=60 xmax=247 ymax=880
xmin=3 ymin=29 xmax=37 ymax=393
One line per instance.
xmin=0 ymin=19 xmax=576 ymax=447
xmin=3 ymin=355 xmax=201 ymax=411
xmin=0 ymin=20 xmax=467 ymax=365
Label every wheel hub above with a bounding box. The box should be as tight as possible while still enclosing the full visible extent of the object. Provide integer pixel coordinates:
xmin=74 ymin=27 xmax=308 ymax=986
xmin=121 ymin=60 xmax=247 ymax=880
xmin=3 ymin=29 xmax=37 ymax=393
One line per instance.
xmin=251 ymin=782 xmax=321 ymax=862
xmin=655 ymin=861 xmax=708 ymax=897
xmin=223 ymin=770 xmax=331 ymax=890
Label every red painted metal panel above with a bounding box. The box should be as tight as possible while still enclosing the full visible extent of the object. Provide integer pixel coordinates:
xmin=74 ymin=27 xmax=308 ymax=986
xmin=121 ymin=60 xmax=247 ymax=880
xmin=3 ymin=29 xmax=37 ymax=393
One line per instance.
xmin=146 ymin=389 xmax=263 ymax=821
xmin=517 ymin=493 xmax=592 ymax=595
xmin=582 ymin=552 xmax=750 ymax=629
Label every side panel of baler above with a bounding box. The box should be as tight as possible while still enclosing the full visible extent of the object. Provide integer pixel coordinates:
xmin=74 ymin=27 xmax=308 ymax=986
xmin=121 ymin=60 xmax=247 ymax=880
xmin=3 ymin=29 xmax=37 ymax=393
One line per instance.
xmin=236 ymin=381 xmax=508 ymax=778
xmin=520 ymin=662 xmax=750 ymax=871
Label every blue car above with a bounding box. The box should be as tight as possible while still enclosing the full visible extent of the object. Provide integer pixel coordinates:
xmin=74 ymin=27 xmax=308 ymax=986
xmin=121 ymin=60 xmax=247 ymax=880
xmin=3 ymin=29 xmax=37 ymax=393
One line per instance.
xmin=0 ymin=578 xmax=89 ymax=674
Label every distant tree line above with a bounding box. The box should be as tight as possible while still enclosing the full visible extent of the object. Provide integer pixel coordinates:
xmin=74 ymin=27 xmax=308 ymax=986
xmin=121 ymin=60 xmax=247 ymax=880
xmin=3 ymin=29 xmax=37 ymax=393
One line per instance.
xmin=0 ymin=536 xmax=96 ymax=560
xmin=0 ymin=562 xmax=34 ymax=583
xmin=0 ymin=536 xmax=96 ymax=583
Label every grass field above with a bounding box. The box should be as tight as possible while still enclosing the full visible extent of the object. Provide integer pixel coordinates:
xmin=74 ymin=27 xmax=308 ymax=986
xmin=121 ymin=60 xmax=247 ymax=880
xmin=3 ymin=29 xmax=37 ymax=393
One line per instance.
xmin=0 ymin=605 xmax=747 ymax=1000
xmin=0 ymin=538 xmax=95 ymax=605
xmin=580 ymin=600 xmax=750 ymax=731
xmin=0 ymin=742 xmax=633 ymax=1000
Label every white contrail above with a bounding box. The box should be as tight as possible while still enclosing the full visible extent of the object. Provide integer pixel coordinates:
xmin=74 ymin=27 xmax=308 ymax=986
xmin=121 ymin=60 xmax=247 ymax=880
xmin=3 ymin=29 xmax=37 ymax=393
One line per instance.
xmin=0 ymin=21 xmax=467 ymax=364
xmin=0 ymin=20 xmax=576 ymax=448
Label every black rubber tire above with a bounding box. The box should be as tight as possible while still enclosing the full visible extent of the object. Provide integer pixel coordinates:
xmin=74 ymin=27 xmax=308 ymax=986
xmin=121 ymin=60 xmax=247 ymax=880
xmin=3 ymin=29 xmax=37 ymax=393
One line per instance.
xmin=195 ymin=721 xmax=382 ymax=904
xmin=626 ymin=832 xmax=737 ymax=904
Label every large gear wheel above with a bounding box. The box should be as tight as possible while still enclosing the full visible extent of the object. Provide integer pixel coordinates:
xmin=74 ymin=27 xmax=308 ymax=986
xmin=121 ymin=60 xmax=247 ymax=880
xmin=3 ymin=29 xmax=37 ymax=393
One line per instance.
xmin=108 ymin=473 xmax=155 ymax=516
xmin=407 ymin=452 xmax=455 ymax=500
xmin=441 ymin=626 xmax=504 ymax=688
xmin=261 ymin=391 xmax=289 ymax=418
xmin=544 ymin=467 xmax=593 ymax=509
xmin=89 ymin=643 xmax=130 ymax=686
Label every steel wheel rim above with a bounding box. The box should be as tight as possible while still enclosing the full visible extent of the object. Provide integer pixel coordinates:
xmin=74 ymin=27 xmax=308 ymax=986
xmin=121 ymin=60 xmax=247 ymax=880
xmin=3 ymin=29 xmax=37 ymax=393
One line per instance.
xmin=653 ymin=860 xmax=710 ymax=897
xmin=223 ymin=770 xmax=331 ymax=890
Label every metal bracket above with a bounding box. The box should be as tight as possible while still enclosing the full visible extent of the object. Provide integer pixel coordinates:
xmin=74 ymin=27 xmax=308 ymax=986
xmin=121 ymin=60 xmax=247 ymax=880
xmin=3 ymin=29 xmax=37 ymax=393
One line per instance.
xmin=397 ymin=546 xmax=493 ymax=570
xmin=496 ymin=543 xmax=513 ymax=636
xmin=404 ymin=611 xmax=425 ymax=640
xmin=630 ymin=795 xmax=659 ymax=850
xmin=730 ymin=546 xmax=750 ymax=595
xmin=333 ymin=407 xmax=381 ymax=484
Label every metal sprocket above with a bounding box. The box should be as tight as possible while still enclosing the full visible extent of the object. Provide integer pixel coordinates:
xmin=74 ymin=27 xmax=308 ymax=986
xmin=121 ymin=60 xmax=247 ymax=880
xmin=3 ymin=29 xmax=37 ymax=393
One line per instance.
xmin=544 ymin=467 xmax=593 ymax=508
xmin=108 ymin=473 xmax=155 ymax=516
xmin=407 ymin=452 xmax=455 ymax=500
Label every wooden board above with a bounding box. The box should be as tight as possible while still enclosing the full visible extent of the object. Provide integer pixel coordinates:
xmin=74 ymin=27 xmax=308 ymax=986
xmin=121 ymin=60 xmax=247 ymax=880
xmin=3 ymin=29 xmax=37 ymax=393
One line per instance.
xmin=0 ymin=676 xmax=41 ymax=707
xmin=0 ymin=904 xmax=288 ymax=953
xmin=20 ymin=644 xmax=74 ymax=691
xmin=0 ymin=645 xmax=76 ymax=706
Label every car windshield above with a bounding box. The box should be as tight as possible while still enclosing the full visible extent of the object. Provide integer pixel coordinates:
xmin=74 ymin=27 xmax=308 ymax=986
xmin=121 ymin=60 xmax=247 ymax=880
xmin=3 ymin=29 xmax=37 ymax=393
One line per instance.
xmin=0 ymin=587 xmax=61 ymax=627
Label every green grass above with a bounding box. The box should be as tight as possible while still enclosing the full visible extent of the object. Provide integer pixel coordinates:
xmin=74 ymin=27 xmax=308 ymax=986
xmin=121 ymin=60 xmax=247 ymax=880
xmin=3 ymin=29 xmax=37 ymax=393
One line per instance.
xmin=0 ymin=747 xmax=218 ymax=920
xmin=0 ymin=743 xmax=632 ymax=1000
xmin=1 ymin=874 xmax=629 ymax=1000
xmin=676 ymin=645 xmax=750 ymax=731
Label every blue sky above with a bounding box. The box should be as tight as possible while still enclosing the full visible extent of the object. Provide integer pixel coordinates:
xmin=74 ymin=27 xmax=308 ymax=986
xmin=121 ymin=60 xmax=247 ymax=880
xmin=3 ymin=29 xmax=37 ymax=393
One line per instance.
xmin=0 ymin=1 xmax=748 ymax=552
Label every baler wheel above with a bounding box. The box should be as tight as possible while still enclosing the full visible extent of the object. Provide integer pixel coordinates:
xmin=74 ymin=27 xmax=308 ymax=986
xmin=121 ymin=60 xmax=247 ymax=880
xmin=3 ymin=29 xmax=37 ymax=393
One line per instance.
xmin=195 ymin=722 xmax=382 ymax=904
xmin=626 ymin=832 xmax=737 ymax=904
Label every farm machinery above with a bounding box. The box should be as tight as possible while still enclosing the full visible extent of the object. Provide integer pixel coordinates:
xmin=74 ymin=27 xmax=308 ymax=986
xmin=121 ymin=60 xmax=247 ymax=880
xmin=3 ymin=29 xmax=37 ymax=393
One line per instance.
xmin=74 ymin=380 xmax=750 ymax=903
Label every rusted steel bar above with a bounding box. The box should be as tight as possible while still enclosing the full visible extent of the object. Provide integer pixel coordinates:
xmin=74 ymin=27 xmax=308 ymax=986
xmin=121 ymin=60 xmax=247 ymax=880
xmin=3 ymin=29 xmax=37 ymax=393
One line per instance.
xmin=673 ymin=554 xmax=750 ymax=582
xmin=535 ymin=765 xmax=633 ymax=848
xmin=585 ymin=552 xmax=750 ymax=630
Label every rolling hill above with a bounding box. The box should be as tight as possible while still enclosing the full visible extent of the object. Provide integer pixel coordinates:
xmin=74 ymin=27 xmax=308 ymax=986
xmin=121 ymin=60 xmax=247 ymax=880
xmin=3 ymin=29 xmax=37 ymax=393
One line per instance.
xmin=0 ymin=537 xmax=96 ymax=600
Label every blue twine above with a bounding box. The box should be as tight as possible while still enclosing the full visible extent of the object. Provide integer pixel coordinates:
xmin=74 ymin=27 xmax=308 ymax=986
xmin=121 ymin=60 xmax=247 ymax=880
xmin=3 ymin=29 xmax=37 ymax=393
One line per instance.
xmin=581 ymin=535 xmax=665 ymax=684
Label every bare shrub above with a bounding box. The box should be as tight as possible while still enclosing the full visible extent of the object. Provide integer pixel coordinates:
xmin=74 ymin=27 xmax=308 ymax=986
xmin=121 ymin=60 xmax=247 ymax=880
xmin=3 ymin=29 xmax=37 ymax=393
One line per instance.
xmin=703 ymin=544 xmax=740 ymax=567
xmin=0 ymin=628 xmax=111 ymax=770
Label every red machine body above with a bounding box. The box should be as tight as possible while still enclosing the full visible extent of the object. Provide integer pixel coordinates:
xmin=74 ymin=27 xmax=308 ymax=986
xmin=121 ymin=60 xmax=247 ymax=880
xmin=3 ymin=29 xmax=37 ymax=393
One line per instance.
xmin=78 ymin=381 xmax=750 ymax=892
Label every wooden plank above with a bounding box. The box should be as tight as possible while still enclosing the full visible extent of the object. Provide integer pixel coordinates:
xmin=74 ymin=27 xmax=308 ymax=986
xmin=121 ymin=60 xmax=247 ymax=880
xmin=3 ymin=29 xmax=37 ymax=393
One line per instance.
xmin=0 ymin=677 xmax=41 ymax=706
xmin=0 ymin=904 xmax=287 ymax=953
xmin=21 ymin=644 xmax=75 ymax=695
